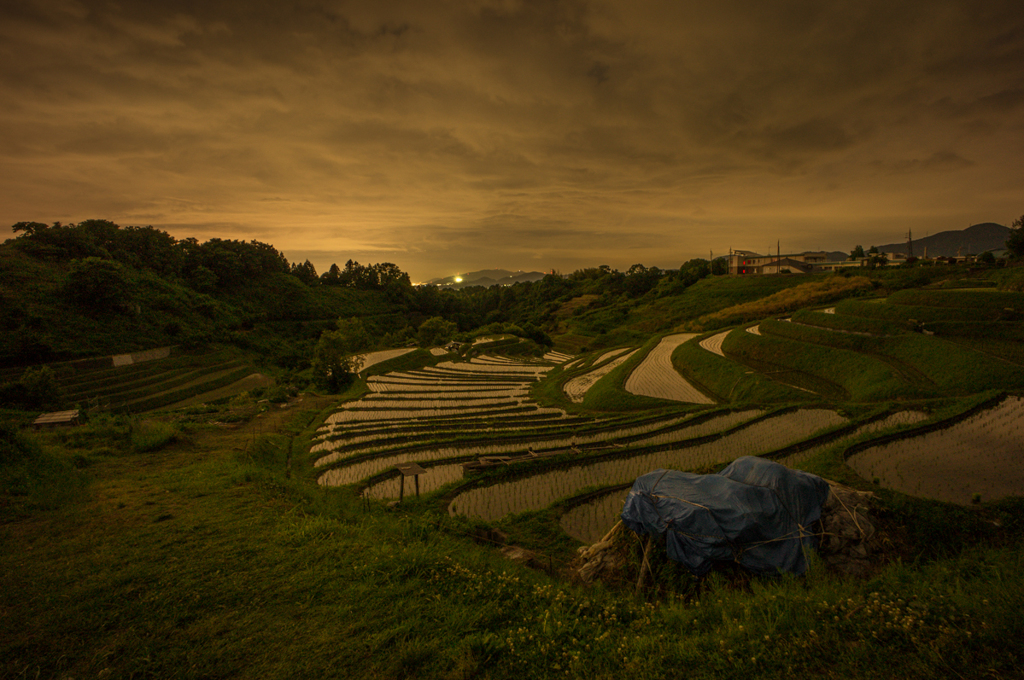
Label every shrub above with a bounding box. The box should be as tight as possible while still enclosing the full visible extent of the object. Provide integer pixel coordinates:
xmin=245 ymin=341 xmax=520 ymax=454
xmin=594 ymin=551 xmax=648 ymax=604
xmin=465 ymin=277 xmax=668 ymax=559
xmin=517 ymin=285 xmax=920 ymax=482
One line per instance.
xmin=131 ymin=419 xmax=181 ymax=453
xmin=0 ymin=421 xmax=41 ymax=466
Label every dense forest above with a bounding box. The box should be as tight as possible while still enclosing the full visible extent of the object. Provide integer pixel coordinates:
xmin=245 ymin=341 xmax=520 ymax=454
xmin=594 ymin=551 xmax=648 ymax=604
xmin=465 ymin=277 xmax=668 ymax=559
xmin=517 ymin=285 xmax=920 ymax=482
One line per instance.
xmin=0 ymin=220 xmax=730 ymax=368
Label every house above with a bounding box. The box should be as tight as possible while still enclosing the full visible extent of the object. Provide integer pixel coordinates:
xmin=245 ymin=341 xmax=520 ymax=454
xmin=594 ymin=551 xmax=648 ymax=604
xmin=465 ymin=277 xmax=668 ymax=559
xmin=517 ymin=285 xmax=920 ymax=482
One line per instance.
xmin=728 ymin=250 xmax=861 ymax=275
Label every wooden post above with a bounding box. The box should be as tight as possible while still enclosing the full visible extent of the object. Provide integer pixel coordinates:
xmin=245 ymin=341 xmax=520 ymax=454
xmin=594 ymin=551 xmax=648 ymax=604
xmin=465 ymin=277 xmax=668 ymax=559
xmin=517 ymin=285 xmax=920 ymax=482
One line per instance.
xmin=395 ymin=463 xmax=426 ymax=504
xmin=635 ymin=535 xmax=654 ymax=595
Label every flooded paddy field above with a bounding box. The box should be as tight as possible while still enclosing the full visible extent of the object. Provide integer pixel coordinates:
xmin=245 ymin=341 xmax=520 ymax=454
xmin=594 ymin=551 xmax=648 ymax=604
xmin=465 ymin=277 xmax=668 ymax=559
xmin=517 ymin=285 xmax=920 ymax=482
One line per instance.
xmin=560 ymin=487 xmax=630 ymax=544
xmin=780 ymin=410 xmax=930 ymax=468
xmin=624 ymin=333 xmax=712 ymax=404
xmin=563 ymin=349 xmax=639 ymax=402
xmin=848 ymin=396 xmax=1024 ymax=505
xmin=448 ymin=408 xmax=846 ymax=522
xmin=328 ymin=409 xmax=765 ymax=494
xmin=363 ymin=462 xmax=467 ymax=500
xmin=561 ymin=410 xmax=930 ymax=543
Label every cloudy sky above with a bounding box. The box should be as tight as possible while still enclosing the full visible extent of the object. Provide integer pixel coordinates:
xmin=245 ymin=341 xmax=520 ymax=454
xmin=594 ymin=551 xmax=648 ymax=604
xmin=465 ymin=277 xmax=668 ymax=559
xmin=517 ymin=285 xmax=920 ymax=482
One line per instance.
xmin=1 ymin=0 xmax=1022 ymax=282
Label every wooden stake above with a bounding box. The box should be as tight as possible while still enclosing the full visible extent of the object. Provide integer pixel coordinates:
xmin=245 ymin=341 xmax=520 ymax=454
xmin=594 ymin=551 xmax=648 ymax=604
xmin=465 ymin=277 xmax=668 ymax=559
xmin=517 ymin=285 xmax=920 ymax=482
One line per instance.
xmin=636 ymin=535 xmax=654 ymax=594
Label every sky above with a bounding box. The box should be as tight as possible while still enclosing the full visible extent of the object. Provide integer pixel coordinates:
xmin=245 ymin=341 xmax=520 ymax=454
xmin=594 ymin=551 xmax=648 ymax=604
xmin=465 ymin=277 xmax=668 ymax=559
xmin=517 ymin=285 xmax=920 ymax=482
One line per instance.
xmin=1 ymin=0 xmax=1022 ymax=283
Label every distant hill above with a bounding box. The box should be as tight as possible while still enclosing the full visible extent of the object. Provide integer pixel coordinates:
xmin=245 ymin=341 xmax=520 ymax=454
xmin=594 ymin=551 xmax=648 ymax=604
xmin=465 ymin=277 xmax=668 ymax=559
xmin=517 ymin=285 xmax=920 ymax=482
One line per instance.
xmin=872 ymin=223 xmax=1010 ymax=257
xmin=424 ymin=269 xmax=547 ymax=288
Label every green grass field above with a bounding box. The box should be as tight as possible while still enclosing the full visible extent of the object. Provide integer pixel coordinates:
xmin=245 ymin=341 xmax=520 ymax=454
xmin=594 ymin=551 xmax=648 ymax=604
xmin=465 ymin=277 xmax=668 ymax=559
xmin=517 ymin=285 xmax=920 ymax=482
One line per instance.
xmin=5 ymin=263 xmax=1024 ymax=678
xmin=3 ymin=393 xmax=1023 ymax=679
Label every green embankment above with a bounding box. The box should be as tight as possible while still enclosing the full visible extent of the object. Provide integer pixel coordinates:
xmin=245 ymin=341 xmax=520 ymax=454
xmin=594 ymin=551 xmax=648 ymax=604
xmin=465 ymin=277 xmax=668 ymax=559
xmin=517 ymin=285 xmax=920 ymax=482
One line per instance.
xmin=758 ymin=319 xmax=1024 ymax=395
xmin=683 ymin=275 xmax=875 ymax=331
xmin=836 ymin=298 xmax=1002 ymax=323
xmin=722 ymin=329 xmax=911 ymax=402
xmin=886 ymin=288 xmax=1024 ymax=311
xmin=672 ymin=335 xmax=813 ymax=404
xmin=3 ymin=394 xmax=1023 ymax=680
xmin=789 ymin=308 xmax=912 ymax=335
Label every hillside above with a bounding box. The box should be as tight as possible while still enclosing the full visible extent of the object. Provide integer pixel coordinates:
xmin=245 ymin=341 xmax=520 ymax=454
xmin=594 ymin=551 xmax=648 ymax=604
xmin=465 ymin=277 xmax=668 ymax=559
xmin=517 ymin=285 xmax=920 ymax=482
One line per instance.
xmin=3 ymin=230 xmax=1024 ymax=678
xmin=425 ymin=268 xmax=547 ymax=288
xmin=872 ymin=221 xmax=1010 ymax=256
xmin=0 ymin=222 xmax=418 ymax=368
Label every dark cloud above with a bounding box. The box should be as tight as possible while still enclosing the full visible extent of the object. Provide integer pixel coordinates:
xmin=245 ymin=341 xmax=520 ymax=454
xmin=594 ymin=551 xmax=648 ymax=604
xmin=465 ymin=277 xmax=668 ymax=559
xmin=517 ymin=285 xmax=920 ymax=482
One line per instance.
xmin=1 ymin=0 xmax=1022 ymax=281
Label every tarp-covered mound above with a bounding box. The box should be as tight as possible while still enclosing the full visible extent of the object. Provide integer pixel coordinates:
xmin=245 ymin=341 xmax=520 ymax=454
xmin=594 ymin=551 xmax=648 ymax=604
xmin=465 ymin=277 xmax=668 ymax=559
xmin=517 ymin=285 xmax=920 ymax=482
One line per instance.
xmin=621 ymin=457 xmax=831 ymax=576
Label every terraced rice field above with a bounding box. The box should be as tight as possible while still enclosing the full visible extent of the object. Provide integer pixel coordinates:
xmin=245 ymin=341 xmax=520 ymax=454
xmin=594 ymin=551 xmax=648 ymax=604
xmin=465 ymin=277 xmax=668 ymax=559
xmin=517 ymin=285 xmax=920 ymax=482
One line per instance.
xmin=356 ymin=348 xmax=416 ymax=371
xmin=51 ymin=348 xmax=259 ymax=413
xmin=543 ymin=351 xmax=574 ymax=363
xmin=699 ymin=331 xmax=729 ymax=357
xmin=780 ymin=411 xmax=930 ymax=468
xmin=624 ymin=334 xmax=712 ymax=404
xmin=363 ymin=463 xmax=466 ymax=500
xmin=449 ymin=408 xmax=846 ymax=522
xmin=560 ymin=489 xmax=630 ymax=544
xmin=315 ymin=355 xmax=564 ymax=483
xmin=315 ymin=405 xmax=759 ymax=486
xmin=848 ymin=397 xmax=1024 ymax=505
xmin=563 ymin=349 xmax=639 ymax=403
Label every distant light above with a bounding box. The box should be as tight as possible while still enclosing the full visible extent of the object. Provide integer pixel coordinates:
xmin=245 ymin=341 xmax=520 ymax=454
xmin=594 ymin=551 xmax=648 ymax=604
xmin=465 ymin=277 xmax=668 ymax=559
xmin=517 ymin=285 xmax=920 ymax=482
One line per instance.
xmin=454 ymin=276 xmax=463 ymax=283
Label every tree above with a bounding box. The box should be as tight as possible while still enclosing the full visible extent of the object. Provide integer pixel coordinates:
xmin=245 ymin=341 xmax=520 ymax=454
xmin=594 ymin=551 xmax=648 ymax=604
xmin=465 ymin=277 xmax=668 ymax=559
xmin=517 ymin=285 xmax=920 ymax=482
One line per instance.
xmin=321 ymin=263 xmax=343 ymax=285
xmin=0 ymin=366 xmax=64 ymax=410
xmin=311 ymin=318 xmax=371 ymax=392
xmin=10 ymin=221 xmax=49 ymax=236
xmin=417 ymin=316 xmax=457 ymax=347
xmin=978 ymin=251 xmax=996 ymax=265
xmin=1007 ymin=214 xmax=1024 ymax=258
xmin=63 ymin=257 xmax=135 ymax=313
xmin=290 ymin=259 xmax=319 ymax=286
xmin=850 ymin=245 xmax=865 ymax=259
xmin=19 ymin=366 xmax=63 ymax=410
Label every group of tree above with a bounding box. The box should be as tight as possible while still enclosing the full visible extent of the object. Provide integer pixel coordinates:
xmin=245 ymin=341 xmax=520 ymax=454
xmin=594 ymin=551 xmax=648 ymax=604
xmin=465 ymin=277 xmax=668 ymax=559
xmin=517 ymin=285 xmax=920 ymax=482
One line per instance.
xmin=1008 ymin=215 xmax=1024 ymax=258
xmin=7 ymin=220 xmax=414 ymax=297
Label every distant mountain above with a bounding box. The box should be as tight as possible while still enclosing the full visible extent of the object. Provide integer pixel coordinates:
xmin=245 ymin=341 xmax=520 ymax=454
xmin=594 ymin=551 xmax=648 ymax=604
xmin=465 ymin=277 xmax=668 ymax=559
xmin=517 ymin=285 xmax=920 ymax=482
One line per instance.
xmin=424 ymin=269 xmax=547 ymax=288
xmin=871 ymin=223 xmax=1010 ymax=258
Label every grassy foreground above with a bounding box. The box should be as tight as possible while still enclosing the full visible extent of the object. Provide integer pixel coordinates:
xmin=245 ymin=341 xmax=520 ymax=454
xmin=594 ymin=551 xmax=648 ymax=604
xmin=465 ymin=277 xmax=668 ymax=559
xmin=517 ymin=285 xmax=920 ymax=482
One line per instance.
xmin=3 ymin=398 xmax=1024 ymax=679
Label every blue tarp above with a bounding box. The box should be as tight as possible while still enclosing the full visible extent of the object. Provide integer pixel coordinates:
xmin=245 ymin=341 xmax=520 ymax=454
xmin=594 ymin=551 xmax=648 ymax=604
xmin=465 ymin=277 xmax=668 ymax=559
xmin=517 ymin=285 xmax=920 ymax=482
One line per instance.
xmin=620 ymin=457 xmax=831 ymax=576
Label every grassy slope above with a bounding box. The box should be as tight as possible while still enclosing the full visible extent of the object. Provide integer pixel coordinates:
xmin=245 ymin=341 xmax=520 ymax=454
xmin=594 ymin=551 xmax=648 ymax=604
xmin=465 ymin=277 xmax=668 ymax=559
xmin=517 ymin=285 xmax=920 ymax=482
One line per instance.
xmin=3 ymin=396 xmax=1023 ymax=679
xmin=5 ymin=267 xmax=1024 ymax=678
xmin=672 ymin=335 xmax=814 ymax=404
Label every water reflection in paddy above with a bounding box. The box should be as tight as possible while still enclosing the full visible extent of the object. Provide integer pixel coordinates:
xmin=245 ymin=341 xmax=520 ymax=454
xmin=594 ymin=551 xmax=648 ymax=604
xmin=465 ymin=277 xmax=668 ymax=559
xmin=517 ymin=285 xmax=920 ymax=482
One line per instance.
xmin=316 ymin=409 xmax=760 ymax=481
xmin=560 ymin=488 xmax=630 ymax=544
xmin=363 ymin=463 xmax=466 ymax=500
xmin=449 ymin=409 xmax=845 ymax=522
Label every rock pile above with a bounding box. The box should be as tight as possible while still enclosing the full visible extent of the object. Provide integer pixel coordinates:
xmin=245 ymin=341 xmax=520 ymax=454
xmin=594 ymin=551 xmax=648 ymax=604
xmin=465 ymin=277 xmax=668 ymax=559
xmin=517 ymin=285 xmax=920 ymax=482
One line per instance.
xmin=817 ymin=481 xmax=879 ymax=576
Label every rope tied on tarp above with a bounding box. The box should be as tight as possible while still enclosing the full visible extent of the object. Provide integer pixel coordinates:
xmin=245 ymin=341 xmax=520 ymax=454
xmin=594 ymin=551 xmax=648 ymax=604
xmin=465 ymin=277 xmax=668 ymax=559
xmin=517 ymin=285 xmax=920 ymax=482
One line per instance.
xmin=621 ymin=457 xmax=831 ymax=576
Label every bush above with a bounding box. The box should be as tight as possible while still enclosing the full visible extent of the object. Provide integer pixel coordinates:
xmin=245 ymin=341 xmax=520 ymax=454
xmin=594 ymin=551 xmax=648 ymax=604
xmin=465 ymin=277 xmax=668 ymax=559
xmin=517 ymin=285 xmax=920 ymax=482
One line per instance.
xmin=130 ymin=419 xmax=181 ymax=453
xmin=0 ymin=421 xmax=41 ymax=466
xmin=417 ymin=316 xmax=457 ymax=347
xmin=0 ymin=366 xmax=64 ymax=411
